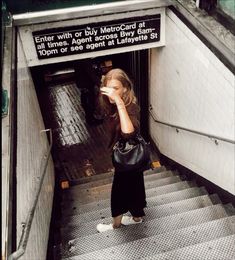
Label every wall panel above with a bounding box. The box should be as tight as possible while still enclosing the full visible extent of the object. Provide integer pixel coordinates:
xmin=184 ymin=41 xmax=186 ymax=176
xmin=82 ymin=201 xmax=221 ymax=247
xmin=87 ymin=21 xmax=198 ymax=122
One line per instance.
xmin=149 ymin=10 xmax=235 ymax=194
xmin=17 ymin=35 xmax=54 ymax=260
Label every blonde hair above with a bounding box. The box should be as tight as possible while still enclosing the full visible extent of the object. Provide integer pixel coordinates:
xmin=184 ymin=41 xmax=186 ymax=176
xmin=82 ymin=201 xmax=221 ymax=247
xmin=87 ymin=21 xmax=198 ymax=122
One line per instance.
xmin=102 ymin=68 xmax=137 ymax=107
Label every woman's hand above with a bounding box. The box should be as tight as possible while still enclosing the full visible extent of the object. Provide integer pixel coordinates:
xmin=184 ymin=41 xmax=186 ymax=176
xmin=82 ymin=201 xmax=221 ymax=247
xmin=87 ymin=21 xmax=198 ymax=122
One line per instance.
xmin=100 ymin=87 xmax=121 ymax=103
xmin=101 ymin=80 xmax=134 ymax=133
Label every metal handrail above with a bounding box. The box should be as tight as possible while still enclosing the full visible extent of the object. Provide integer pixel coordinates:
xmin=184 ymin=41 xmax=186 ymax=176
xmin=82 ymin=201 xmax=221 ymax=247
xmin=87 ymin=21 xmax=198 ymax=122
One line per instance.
xmin=8 ymin=129 xmax=53 ymax=260
xmin=149 ymin=105 xmax=235 ymax=144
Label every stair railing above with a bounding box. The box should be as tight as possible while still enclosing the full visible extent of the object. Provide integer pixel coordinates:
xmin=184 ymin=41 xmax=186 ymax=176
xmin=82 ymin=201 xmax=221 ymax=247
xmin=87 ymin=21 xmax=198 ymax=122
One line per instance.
xmin=8 ymin=129 xmax=53 ymax=260
xmin=149 ymin=105 xmax=235 ymax=144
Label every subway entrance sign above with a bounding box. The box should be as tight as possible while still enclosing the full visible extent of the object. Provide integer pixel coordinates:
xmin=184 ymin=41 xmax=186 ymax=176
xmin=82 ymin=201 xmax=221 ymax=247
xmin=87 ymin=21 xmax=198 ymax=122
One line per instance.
xmin=32 ymin=14 xmax=161 ymax=59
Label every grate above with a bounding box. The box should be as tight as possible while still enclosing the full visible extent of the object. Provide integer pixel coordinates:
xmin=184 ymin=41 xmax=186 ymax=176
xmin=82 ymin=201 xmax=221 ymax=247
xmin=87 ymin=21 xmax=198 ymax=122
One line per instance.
xmin=61 ymin=184 xmax=204 ymax=217
xmin=60 ymin=204 xmax=228 ymax=258
xmin=61 ymin=194 xmax=215 ymax=226
xmin=64 ymin=216 xmax=235 ymax=260
xmin=69 ymin=166 xmax=167 ymax=187
xmin=67 ymin=170 xmax=174 ymax=192
xmin=143 ymin=234 xmax=235 ymax=260
xmin=62 ymin=176 xmax=183 ymax=203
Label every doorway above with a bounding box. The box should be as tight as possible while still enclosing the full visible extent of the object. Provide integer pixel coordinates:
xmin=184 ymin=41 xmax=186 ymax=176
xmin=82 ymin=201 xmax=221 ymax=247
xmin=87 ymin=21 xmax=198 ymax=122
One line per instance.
xmin=31 ymin=49 xmax=153 ymax=183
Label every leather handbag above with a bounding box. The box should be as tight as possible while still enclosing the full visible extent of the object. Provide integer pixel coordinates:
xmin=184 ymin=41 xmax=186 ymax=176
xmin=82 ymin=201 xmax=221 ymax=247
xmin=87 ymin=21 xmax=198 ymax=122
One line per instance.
xmin=112 ymin=133 xmax=151 ymax=173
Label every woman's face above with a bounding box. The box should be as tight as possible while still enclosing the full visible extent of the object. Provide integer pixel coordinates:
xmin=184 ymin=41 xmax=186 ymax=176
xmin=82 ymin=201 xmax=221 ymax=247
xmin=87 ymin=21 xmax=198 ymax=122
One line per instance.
xmin=106 ymin=79 xmax=126 ymax=103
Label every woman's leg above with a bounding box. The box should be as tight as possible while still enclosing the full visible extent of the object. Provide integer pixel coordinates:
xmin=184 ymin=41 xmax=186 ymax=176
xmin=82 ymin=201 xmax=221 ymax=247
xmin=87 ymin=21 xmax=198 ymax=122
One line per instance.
xmin=113 ymin=215 xmax=123 ymax=228
xmin=132 ymin=208 xmax=145 ymax=222
xmin=121 ymin=208 xmax=144 ymax=226
xmin=96 ymin=214 xmax=123 ymax=232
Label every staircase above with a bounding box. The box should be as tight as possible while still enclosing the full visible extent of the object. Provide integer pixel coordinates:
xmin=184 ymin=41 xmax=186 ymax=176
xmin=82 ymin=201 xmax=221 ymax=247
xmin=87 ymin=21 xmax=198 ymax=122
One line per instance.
xmin=55 ymin=166 xmax=235 ymax=259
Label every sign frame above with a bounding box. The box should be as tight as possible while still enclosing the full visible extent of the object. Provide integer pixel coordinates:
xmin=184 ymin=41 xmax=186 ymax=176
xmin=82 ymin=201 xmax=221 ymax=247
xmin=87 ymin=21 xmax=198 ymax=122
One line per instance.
xmin=32 ymin=14 xmax=161 ymax=60
xmin=19 ymin=8 xmax=165 ymax=67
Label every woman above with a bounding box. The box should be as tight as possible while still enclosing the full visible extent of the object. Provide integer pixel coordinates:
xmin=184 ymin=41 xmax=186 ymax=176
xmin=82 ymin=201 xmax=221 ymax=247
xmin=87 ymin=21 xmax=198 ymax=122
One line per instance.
xmin=96 ymin=68 xmax=147 ymax=233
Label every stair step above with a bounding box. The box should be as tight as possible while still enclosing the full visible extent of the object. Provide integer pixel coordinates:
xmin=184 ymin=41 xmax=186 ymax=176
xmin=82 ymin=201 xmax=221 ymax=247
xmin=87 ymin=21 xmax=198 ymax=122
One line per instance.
xmin=63 ymin=172 xmax=178 ymax=198
xmin=69 ymin=166 xmax=167 ymax=186
xmin=63 ymin=216 xmax=235 ymax=260
xmin=61 ymin=194 xmax=218 ymax=232
xmin=62 ymin=181 xmax=197 ymax=216
xmin=69 ymin=176 xmax=114 ymax=191
xmin=62 ymin=175 xmax=183 ymax=204
xmin=61 ymin=181 xmax=195 ymax=216
xmin=60 ymin=187 xmax=209 ymax=240
xmin=142 ymin=234 xmax=235 ymax=260
xmin=67 ymin=170 xmax=175 ymax=192
xmin=59 ymin=204 xmax=229 ymax=258
xmin=144 ymin=166 xmax=167 ymax=175
xmin=70 ymin=171 xmax=114 ymax=185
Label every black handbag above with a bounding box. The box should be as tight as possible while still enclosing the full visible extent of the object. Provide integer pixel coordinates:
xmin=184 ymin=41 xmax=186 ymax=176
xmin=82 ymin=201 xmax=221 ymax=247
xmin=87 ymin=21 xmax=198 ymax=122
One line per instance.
xmin=112 ymin=133 xmax=151 ymax=173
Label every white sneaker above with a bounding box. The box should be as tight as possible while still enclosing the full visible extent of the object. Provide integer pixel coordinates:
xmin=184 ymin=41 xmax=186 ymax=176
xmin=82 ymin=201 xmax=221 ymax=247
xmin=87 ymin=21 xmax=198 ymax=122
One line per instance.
xmin=121 ymin=216 xmax=143 ymax=226
xmin=96 ymin=223 xmax=114 ymax=233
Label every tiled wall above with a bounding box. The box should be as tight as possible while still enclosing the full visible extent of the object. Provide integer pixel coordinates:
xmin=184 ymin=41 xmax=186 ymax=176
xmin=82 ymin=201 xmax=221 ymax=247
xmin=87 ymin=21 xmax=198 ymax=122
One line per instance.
xmin=17 ymin=35 xmax=54 ymax=259
xmin=149 ymin=9 xmax=235 ymax=194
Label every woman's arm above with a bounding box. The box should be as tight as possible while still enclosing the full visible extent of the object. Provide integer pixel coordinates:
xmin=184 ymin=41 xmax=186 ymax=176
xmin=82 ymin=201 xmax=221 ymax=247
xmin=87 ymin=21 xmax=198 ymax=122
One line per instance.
xmin=114 ymin=96 xmax=134 ymax=134
xmin=100 ymin=87 xmax=135 ymax=134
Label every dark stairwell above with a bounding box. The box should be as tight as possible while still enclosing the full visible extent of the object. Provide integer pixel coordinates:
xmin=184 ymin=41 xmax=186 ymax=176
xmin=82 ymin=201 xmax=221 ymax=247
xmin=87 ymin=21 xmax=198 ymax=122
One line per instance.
xmin=32 ymin=68 xmax=235 ymax=260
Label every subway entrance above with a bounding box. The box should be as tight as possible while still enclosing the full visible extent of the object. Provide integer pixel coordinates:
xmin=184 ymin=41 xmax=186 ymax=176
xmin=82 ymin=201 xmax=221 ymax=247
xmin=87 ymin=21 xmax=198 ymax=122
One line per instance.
xmin=17 ymin=1 xmax=166 ymax=184
xmin=31 ymin=50 xmax=158 ymax=183
xmin=8 ymin=3 xmax=171 ymax=259
xmin=24 ymin=5 xmax=165 ymax=183
xmin=4 ymin=1 xmax=235 ymax=259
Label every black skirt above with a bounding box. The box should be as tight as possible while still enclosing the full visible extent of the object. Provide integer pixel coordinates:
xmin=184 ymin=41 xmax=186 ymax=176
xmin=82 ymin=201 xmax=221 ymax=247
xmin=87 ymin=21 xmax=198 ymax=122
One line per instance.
xmin=111 ymin=170 xmax=147 ymax=217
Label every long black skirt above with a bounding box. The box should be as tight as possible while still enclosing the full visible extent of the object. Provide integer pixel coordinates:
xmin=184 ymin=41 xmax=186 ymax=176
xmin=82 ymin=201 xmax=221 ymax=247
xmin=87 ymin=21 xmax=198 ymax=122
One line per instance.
xmin=111 ymin=170 xmax=147 ymax=218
